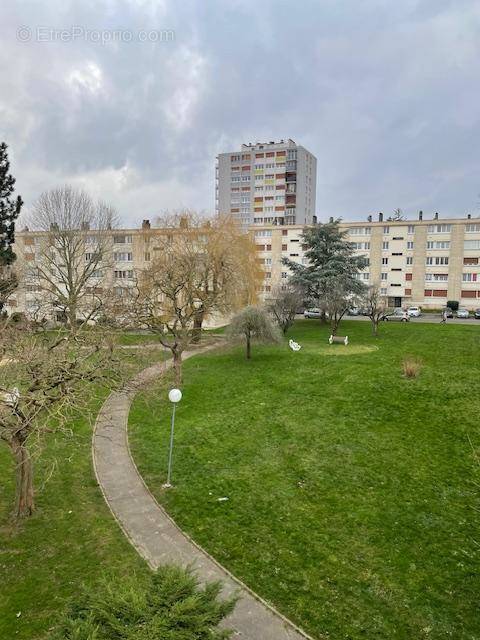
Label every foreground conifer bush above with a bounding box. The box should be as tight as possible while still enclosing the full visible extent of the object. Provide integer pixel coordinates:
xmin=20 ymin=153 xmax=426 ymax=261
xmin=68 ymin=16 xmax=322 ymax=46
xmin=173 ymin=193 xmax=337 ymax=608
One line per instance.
xmin=51 ymin=565 xmax=236 ymax=640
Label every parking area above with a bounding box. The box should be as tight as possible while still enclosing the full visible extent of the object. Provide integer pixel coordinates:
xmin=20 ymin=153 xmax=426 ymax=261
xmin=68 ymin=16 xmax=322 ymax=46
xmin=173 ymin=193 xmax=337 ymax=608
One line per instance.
xmin=344 ymin=314 xmax=480 ymax=325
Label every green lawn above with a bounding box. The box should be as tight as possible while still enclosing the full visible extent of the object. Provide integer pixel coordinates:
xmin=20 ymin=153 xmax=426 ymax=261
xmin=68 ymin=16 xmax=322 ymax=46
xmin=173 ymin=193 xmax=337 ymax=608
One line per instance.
xmin=0 ymin=348 xmax=164 ymax=640
xmin=129 ymin=320 xmax=480 ymax=640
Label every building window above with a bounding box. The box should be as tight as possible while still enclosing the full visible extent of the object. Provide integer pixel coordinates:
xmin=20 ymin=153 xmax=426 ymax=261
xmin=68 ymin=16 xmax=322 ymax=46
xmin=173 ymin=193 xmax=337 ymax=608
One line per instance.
xmin=114 ymin=270 xmax=133 ymax=279
xmin=282 ymin=244 xmax=287 ymax=251
xmin=425 ymin=273 xmax=448 ymax=282
xmin=350 ymin=226 xmax=371 ymax=235
xmin=407 ymin=241 xmax=414 ymax=249
xmin=464 ymin=257 xmax=478 ymax=265
xmin=381 ymin=273 xmax=388 ymax=280
xmin=382 ymin=241 xmax=389 ymax=250
xmin=114 ymin=252 xmax=133 ymax=262
xmin=383 ymin=226 xmax=390 ymax=234
xmin=427 ymin=241 xmax=450 ymax=249
xmin=281 ymin=272 xmax=288 ymax=279
xmin=406 ymin=257 xmax=413 ymax=265
xmin=462 ymin=273 xmax=478 ymax=282
xmin=427 ymin=224 xmax=451 ymax=233
xmin=113 ymin=235 xmax=132 ymax=244
xmin=255 ymin=230 xmax=272 ymax=237
xmin=466 ymin=223 xmax=480 ymax=233
xmin=382 ymin=257 xmax=388 ymax=265
xmin=464 ymin=240 xmax=480 ymax=250
xmin=408 ymin=225 xmax=415 ymax=234
xmin=426 ymin=256 xmax=449 ymax=266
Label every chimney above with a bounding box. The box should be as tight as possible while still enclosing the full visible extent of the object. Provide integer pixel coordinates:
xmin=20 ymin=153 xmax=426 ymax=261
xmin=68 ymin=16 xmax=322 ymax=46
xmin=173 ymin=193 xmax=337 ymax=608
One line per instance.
xmin=367 ymin=215 xmax=372 ymax=222
xmin=142 ymin=219 xmax=151 ymax=230
xmin=312 ymin=215 xmax=318 ymax=224
xmin=378 ymin=212 xmax=383 ymax=222
xmin=419 ymin=210 xmax=423 ymax=221
xmin=434 ymin=212 xmax=439 ymax=220
xmin=467 ymin=213 xmax=472 ymax=219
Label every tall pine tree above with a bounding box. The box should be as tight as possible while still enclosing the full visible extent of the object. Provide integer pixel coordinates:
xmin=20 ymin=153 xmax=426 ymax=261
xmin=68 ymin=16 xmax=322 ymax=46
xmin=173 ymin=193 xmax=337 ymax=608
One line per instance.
xmin=0 ymin=142 xmax=23 ymax=311
xmin=283 ymin=219 xmax=368 ymax=334
xmin=0 ymin=142 xmax=23 ymax=264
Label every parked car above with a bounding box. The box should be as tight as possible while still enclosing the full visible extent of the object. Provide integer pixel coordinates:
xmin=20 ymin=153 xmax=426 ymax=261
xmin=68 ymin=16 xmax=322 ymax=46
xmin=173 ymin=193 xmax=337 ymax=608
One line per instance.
xmin=347 ymin=307 xmax=360 ymax=316
xmin=407 ymin=306 xmax=422 ymax=317
xmin=442 ymin=307 xmax=454 ymax=318
xmin=381 ymin=310 xmax=409 ymax=322
xmin=475 ymin=308 xmax=480 ymax=319
xmin=304 ymin=308 xmax=322 ymax=319
xmin=456 ymin=308 xmax=469 ymax=319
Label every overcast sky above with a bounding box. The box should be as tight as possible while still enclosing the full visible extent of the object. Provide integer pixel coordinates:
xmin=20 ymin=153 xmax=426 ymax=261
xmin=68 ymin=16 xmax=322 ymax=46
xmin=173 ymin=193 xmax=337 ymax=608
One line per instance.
xmin=2 ymin=0 xmax=480 ymax=226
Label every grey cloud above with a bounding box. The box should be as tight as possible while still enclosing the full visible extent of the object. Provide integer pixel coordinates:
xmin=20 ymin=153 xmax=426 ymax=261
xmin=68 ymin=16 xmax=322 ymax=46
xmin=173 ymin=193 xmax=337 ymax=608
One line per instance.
xmin=1 ymin=0 xmax=480 ymax=225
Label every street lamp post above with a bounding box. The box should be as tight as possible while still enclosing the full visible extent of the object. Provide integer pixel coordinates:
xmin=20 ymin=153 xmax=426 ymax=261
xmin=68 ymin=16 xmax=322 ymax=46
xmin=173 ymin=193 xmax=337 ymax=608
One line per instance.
xmin=163 ymin=388 xmax=182 ymax=488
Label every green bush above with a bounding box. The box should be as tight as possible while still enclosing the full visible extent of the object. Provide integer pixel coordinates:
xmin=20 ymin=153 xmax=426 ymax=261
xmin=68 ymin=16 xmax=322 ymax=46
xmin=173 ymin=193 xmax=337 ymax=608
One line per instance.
xmin=51 ymin=565 xmax=237 ymax=640
xmin=447 ymin=300 xmax=459 ymax=311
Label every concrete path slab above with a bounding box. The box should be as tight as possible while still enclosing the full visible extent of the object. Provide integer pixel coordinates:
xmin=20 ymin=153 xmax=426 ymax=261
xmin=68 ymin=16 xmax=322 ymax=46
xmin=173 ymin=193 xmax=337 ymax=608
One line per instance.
xmin=92 ymin=344 xmax=314 ymax=640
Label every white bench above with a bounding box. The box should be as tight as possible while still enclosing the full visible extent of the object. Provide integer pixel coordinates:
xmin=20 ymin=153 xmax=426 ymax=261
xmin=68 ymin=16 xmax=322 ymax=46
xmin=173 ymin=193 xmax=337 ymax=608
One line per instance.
xmin=329 ymin=335 xmax=348 ymax=345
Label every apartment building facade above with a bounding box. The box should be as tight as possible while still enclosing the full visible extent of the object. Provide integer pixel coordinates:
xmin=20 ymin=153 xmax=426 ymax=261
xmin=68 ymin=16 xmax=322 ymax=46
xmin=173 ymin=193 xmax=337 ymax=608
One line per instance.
xmin=6 ymin=220 xmax=156 ymax=320
xmin=6 ymin=212 xmax=480 ymax=319
xmin=253 ymin=213 xmax=480 ymax=310
xmin=216 ymin=139 xmax=317 ymax=228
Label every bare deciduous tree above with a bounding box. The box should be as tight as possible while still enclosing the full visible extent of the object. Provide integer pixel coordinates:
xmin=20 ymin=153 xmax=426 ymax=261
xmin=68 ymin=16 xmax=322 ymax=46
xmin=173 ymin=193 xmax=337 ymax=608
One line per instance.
xmin=227 ymin=305 xmax=281 ymax=359
xmin=0 ymin=324 xmax=116 ymax=517
xmin=27 ymin=186 xmax=116 ymax=330
xmin=266 ymin=285 xmax=303 ymax=334
xmin=362 ymin=285 xmax=388 ymax=336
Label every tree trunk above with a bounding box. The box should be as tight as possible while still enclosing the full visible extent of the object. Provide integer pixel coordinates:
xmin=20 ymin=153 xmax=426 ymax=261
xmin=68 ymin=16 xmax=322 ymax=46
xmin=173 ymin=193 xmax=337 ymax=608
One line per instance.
xmin=246 ymin=332 xmax=251 ymax=359
xmin=331 ymin=315 xmax=340 ymax=336
xmin=172 ymin=349 xmax=183 ymax=386
xmin=372 ymin=318 xmax=379 ymax=336
xmin=191 ymin=309 xmax=205 ymax=344
xmin=12 ymin=438 xmax=34 ymax=518
xmin=67 ymin=302 xmax=77 ymax=333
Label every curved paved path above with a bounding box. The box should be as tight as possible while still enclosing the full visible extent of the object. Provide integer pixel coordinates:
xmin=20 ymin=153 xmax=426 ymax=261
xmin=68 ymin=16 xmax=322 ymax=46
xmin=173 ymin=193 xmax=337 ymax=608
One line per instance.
xmin=93 ymin=344 xmax=313 ymax=640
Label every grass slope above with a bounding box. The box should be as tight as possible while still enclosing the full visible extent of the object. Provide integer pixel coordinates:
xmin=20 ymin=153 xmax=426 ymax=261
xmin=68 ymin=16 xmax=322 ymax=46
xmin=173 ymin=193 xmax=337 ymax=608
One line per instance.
xmin=129 ymin=320 xmax=480 ymax=640
xmin=0 ymin=350 xmax=163 ymax=640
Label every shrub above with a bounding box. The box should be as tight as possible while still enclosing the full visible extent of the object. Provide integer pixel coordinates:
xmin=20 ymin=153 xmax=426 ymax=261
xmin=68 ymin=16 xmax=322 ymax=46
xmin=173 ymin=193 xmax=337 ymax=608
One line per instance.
xmin=227 ymin=305 xmax=282 ymax=359
xmin=402 ymin=356 xmax=422 ymax=379
xmin=51 ymin=565 xmax=236 ymax=639
xmin=447 ymin=300 xmax=459 ymax=312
